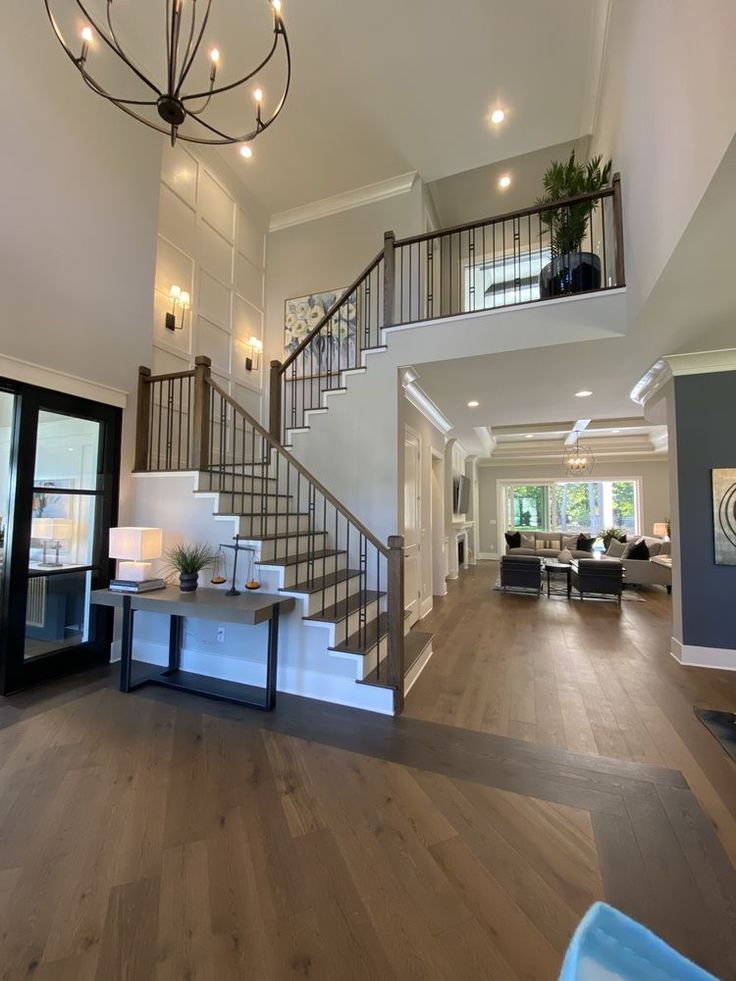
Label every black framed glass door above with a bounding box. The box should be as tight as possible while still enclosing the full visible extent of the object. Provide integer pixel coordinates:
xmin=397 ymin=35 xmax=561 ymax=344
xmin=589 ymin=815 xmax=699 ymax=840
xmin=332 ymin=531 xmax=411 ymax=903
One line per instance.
xmin=0 ymin=383 xmax=121 ymax=693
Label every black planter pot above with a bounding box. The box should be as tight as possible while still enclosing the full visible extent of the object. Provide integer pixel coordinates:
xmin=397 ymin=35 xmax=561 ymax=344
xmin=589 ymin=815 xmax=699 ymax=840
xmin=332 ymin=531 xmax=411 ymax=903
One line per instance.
xmin=539 ymin=251 xmax=602 ymax=298
xmin=179 ymin=572 xmax=199 ymax=592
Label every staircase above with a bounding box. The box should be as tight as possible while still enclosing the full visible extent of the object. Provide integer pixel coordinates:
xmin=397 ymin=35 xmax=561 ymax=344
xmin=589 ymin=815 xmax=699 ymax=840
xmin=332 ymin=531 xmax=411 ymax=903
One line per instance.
xmin=134 ymin=359 xmax=431 ymax=714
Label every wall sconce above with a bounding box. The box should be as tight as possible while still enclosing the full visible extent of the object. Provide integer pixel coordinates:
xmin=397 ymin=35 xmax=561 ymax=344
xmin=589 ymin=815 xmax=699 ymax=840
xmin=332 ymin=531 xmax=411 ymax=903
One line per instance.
xmin=245 ymin=336 xmax=263 ymax=372
xmin=165 ymin=284 xmax=191 ymax=331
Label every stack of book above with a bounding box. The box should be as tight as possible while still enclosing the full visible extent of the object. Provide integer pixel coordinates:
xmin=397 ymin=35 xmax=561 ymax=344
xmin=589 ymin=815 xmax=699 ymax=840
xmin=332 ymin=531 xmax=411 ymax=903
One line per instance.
xmin=109 ymin=578 xmax=166 ymax=593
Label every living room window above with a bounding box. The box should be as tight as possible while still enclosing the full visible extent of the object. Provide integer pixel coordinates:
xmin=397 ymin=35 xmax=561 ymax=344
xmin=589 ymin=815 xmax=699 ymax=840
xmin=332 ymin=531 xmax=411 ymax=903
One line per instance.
xmin=502 ymin=479 xmax=640 ymax=535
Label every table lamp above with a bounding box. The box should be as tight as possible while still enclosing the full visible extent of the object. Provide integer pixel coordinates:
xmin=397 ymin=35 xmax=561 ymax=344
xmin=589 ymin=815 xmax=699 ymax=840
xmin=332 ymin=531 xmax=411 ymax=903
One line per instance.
xmin=653 ymin=522 xmax=670 ymax=541
xmin=32 ymin=517 xmax=74 ymax=567
xmin=109 ymin=527 xmax=162 ymax=582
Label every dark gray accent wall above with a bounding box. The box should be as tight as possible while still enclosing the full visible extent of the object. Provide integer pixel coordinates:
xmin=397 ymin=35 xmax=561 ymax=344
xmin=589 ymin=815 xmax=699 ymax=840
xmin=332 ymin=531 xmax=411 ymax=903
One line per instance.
xmin=675 ymin=371 xmax=736 ymax=650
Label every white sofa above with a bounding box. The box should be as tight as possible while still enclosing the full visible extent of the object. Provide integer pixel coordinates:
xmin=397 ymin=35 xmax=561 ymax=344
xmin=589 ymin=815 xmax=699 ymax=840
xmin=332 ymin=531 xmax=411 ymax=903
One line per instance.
xmin=599 ymin=536 xmax=671 ymax=590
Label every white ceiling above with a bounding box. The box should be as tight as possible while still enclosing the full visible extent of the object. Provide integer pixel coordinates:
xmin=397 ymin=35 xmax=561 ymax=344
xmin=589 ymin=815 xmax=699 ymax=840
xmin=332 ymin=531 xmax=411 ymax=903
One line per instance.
xmin=208 ymin=0 xmax=610 ymax=212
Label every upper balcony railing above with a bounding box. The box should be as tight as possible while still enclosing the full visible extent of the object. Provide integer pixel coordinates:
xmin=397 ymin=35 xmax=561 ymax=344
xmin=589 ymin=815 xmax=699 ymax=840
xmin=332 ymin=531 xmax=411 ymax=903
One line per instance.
xmin=270 ymin=174 xmax=624 ymax=441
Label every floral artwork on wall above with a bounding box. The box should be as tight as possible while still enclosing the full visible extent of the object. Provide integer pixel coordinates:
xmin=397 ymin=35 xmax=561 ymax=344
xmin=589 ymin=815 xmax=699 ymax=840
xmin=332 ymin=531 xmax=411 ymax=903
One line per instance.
xmin=284 ymin=288 xmax=358 ymax=377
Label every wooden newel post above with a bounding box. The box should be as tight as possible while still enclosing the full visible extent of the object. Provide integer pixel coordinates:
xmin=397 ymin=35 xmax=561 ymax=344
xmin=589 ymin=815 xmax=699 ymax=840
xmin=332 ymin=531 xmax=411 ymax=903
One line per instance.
xmin=387 ymin=534 xmax=405 ymax=714
xmin=383 ymin=230 xmax=396 ymax=328
xmin=134 ymin=365 xmax=152 ymax=472
xmin=192 ymin=355 xmax=212 ymax=471
xmin=612 ymin=172 xmax=625 ymax=288
xmin=269 ymin=359 xmax=283 ymax=444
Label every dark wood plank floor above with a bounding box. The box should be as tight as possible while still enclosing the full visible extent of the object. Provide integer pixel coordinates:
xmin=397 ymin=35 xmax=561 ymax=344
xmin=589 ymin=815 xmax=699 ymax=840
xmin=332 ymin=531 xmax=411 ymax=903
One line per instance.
xmin=0 ymin=562 xmax=735 ymax=979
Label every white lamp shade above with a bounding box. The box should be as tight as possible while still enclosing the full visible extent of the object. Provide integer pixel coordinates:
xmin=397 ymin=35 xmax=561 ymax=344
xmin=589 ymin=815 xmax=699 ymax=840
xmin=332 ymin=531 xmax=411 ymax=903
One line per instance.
xmin=653 ymin=522 xmax=669 ymax=538
xmin=109 ymin=527 xmax=162 ymax=561
xmin=32 ymin=517 xmax=55 ymax=540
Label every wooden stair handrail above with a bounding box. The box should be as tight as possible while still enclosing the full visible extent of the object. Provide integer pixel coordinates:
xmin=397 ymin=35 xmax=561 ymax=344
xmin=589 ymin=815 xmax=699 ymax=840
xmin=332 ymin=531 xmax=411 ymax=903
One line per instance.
xmin=205 ymin=377 xmax=389 ymax=557
xmin=279 ymin=252 xmax=384 ymax=374
xmin=394 ymin=182 xmax=617 ymax=248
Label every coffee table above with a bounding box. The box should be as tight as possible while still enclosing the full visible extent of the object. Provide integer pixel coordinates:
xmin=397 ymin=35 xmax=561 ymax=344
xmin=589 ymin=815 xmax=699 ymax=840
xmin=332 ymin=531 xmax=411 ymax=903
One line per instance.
xmin=543 ymin=559 xmax=571 ymax=597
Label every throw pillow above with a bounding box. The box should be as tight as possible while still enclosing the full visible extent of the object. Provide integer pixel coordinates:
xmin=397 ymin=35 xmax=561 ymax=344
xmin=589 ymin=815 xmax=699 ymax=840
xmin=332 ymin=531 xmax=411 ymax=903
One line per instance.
xmin=558 ymin=548 xmax=573 ymax=563
xmin=577 ymin=534 xmax=595 ymax=553
xmin=606 ymin=538 xmax=626 ymax=558
xmin=562 ymin=535 xmax=578 ymax=551
xmin=520 ymin=533 xmax=536 ymax=550
xmin=505 ymin=531 xmax=521 ymax=549
xmin=624 ymin=539 xmax=650 ymax=560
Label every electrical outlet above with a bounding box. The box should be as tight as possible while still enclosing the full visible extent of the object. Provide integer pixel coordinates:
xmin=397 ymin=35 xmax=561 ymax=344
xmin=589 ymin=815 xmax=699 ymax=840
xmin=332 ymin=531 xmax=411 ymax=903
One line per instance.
xmin=216 ymin=626 xmax=225 ymax=643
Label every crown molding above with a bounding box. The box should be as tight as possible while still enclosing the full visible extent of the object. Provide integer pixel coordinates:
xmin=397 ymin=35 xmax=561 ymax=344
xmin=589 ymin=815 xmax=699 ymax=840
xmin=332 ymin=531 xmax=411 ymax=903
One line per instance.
xmin=664 ymin=348 xmax=736 ymax=377
xmin=401 ymin=366 xmax=452 ymax=436
xmin=0 ymin=353 xmax=128 ymax=408
xmin=270 ymin=172 xmax=418 ymax=232
xmin=632 ymin=349 xmax=736 ymax=408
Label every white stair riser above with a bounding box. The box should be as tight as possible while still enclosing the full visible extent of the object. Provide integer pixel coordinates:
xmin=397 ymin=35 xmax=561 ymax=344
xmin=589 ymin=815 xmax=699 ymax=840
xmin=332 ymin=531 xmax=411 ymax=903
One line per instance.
xmin=260 ymin=553 xmax=346 ymax=588
xmin=289 ymin=575 xmax=363 ymax=617
xmin=236 ymin=514 xmax=311 ymax=536
xmin=258 ymin=533 xmax=328 ymax=561
xmin=197 ymin=474 xmax=277 ymax=495
xmin=214 ymin=491 xmax=294 ymax=514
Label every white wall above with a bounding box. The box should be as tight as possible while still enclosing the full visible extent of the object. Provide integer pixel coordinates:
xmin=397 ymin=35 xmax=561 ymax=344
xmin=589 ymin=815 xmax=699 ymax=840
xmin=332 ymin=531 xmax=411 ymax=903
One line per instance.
xmin=477 ymin=459 xmax=670 ymax=555
xmin=0 ymin=3 xmax=162 ymax=521
xmin=264 ymin=183 xmax=426 ymax=368
xmin=400 ymin=398 xmax=447 ymax=615
xmin=592 ymin=0 xmax=736 ymax=318
xmin=153 ymin=147 xmax=269 ymax=422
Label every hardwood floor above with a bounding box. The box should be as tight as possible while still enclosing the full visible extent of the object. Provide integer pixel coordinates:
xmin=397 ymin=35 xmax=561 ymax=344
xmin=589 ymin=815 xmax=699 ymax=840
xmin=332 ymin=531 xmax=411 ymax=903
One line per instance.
xmin=411 ymin=562 xmax=736 ymax=864
xmin=0 ymin=563 xmax=735 ymax=979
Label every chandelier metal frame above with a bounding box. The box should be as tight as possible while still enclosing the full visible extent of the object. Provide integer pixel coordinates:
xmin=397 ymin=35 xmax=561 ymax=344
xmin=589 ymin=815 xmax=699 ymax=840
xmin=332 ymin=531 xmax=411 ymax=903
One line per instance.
xmin=562 ymin=432 xmax=595 ymax=477
xmin=43 ymin=0 xmax=291 ymax=147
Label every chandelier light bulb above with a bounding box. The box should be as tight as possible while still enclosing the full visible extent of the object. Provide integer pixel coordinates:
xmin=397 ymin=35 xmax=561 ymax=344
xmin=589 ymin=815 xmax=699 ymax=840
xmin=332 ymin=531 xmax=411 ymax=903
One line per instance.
xmin=209 ymin=48 xmax=220 ymax=63
xmin=254 ymin=87 xmax=263 ymax=103
xmin=81 ymin=26 xmax=93 ymax=43
xmin=272 ymin=0 xmax=282 ymax=12
xmin=490 ymin=108 xmax=505 ymax=124
xmin=240 ymin=144 xmax=253 ymax=158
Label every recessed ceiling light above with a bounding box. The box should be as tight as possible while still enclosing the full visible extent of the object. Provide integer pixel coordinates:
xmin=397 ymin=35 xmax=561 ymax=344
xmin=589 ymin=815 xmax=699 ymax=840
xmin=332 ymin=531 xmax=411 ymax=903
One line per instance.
xmin=575 ymin=390 xmax=593 ymax=398
xmin=490 ymin=108 xmax=505 ymax=125
xmin=498 ymin=174 xmax=512 ymax=190
xmin=467 ymin=400 xmax=479 ymax=408
xmin=526 ymin=434 xmax=534 ymax=439
xmin=240 ymin=145 xmax=253 ymax=159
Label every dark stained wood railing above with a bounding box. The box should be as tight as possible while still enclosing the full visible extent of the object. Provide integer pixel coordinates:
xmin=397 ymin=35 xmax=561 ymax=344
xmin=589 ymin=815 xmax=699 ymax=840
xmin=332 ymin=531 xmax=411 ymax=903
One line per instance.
xmin=270 ymin=175 xmax=625 ymax=442
xmin=134 ymin=356 xmax=405 ymax=711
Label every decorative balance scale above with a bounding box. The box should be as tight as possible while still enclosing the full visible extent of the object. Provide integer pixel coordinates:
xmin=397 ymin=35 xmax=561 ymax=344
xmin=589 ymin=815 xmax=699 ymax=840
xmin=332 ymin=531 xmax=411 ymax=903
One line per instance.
xmin=213 ymin=535 xmax=261 ymax=595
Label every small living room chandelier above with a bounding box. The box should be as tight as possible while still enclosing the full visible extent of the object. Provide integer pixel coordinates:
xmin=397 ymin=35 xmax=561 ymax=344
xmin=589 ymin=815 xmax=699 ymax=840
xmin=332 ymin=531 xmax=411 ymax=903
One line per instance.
xmin=563 ymin=432 xmax=595 ymax=477
xmin=43 ymin=0 xmax=290 ymax=148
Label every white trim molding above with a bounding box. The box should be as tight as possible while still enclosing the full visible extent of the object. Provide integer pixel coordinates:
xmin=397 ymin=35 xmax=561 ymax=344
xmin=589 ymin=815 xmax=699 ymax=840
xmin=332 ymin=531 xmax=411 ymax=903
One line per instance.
xmin=401 ymin=367 xmax=453 ymax=436
xmin=270 ymin=172 xmax=418 ymax=232
xmin=670 ymin=637 xmax=736 ymax=671
xmin=632 ymin=349 xmax=736 ymax=407
xmin=0 ymin=353 xmax=128 ymax=408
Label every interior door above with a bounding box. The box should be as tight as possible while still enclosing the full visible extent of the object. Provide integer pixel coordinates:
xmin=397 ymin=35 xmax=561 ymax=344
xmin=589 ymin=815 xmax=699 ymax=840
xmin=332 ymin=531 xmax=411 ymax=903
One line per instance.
xmin=403 ymin=429 xmax=421 ymax=626
xmin=0 ymin=385 xmax=121 ymax=693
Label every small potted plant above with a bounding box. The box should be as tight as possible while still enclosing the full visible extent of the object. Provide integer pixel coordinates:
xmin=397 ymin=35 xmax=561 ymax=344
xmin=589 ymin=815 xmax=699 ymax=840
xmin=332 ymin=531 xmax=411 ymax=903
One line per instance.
xmin=165 ymin=542 xmax=217 ymax=592
xmin=537 ymin=150 xmax=612 ymax=298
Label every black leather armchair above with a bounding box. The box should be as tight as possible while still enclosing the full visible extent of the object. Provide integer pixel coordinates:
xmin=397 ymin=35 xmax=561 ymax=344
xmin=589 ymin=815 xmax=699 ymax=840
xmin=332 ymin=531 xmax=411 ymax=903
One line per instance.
xmin=500 ymin=555 xmax=543 ymax=595
xmin=570 ymin=558 xmax=624 ymax=602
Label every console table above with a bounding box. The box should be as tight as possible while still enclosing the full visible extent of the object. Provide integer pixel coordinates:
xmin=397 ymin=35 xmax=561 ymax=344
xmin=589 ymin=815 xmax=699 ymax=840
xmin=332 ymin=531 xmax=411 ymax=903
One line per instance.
xmin=91 ymin=586 xmax=295 ymax=711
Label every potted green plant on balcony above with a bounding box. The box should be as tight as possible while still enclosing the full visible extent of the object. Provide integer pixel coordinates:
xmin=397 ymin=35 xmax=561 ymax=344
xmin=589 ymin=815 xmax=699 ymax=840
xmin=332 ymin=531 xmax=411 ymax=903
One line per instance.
xmin=165 ymin=542 xmax=217 ymax=592
xmin=537 ymin=150 xmax=612 ymax=298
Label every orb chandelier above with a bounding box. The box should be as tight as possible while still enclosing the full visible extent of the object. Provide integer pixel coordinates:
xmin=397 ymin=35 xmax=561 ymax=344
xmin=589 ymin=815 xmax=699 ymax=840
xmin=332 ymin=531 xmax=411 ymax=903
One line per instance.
xmin=563 ymin=432 xmax=595 ymax=477
xmin=43 ymin=0 xmax=291 ymax=149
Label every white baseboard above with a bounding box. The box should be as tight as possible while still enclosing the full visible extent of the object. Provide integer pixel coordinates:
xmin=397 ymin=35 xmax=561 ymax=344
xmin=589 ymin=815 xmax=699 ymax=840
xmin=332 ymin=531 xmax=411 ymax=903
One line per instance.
xmin=420 ymin=596 xmax=434 ymax=619
xmin=478 ymin=552 xmax=499 ymax=561
xmin=670 ymin=637 xmax=736 ymax=671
